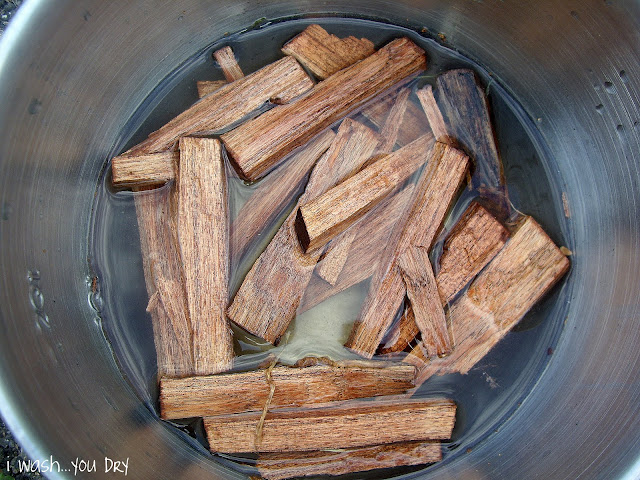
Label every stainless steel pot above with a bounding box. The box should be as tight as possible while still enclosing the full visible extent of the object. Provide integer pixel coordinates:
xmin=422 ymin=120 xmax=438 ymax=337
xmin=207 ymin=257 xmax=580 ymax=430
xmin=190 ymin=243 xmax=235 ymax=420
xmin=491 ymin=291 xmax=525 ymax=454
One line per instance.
xmin=1 ymin=1 xmax=639 ymax=478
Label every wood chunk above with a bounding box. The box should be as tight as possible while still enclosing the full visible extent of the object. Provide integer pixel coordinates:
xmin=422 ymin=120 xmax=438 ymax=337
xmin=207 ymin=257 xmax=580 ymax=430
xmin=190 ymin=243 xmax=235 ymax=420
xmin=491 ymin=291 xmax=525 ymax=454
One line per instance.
xmin=296 ymin=133 xmax=435 ymax=252
xmin=135 ymin=187 xmax=193 ymax=377
xmin=222 ymin=38 xmax=427 ymax=181
xmin=435 ymin=69 xmax=508 ymax=212
xmin=299 ymin=184 xmax=415 ymax=312
xmin=281 ymin=24 xmax=375 ymax=80
xmin=380 ymin=306 xmax=419 ymax=354
xmin=197 ymin=80 xmax=227 ymax=98
xmin=346 ymin=143 xmax=470 ymax=358
xmin=204 ymin=397 xmax=456 ymax=453
xmin=436 ymin=202 xmax=509 ymax=303
xmin=112 ymin=150 xmax=178 ymax=188
xmin=227 ymin=120 xmax=379 ymax=344
xmin=256 ymin=441 xmax=442 ymax=479
xmin=231 ymin=130 xmax=335 ymax=261
xmin=381 ymin=202 xmax=508 ymax=353
xmin=316 ymin=228 xmax=356 ymax=286
xmin=126 ymin=56 xmax=313 ymax=156
xmin=159 ymin=363 xmax=415 ymax=419
xmin=361 ymin=90 xmax=428 ymax=147
xmin=177 ymin=137 xmax=232 ymax=374
xmin=408 ymin=217 xmax=570 ymax=384
xmin=376 ymin=87 xmax=412 ymax=154
xmin=213 ymin=46 xmax=244 ymax=82
xmin=416 ymin=85 xmax=449 ymax=142
xmin=398 ymin=246 xmax=451 ymax=357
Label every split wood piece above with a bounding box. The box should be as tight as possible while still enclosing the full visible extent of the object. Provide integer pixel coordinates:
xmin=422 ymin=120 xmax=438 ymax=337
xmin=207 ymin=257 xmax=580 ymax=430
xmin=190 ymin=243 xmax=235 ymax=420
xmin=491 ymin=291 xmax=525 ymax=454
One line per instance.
xmin=197 ymin=80 xmax=227 ymax=98
xmin=398 ymin=246 xmax=451 ymax=357
xmin=281 ymin=24 xmax=375 ymax=80
xmin=231 ymin=130 xmax=335 ymax=261
xmin=299 ymin=184 xmax=415 ymax=312
xmin=177 ymin=137 xmax=233 ymax=374
xmin=255 ymin=441 xmax=442 ymax=479
xmin=406 ymin=217 xmax=570 ymax=384
xmin=126 ymin=56 xmax=313 ymax=156
xmin=112 ymin=150 xmax=178 ymax=188
xmin=380 ymin=202 xmax=509 ymax=353
xmin=416 ymin=85 xmax=450 ymax=142
xmin=435 ymin=69 xmax=508 ymax=213
xmin=227 ymin=119 xmax=380 ymax=343
xmin=222 ymin=38 xmax=427 ymax=181
xmin=213 ymin=46 xmax=244 ymax=82
xmin=204 ymin=396 xmax=456 ymax=453
xmin=159 ymin=363 xmax=415 ymax=419
xmin=361 ymin=90 xmax=428 ymax=147
xmin=379 ymin=306 xmax=419 ymax=354
xmin=135 ymin=186 xmax=193 ymax=377
xmin=296 ymin=133 xmax=435 ymax=253
xmin=345 ymin=143 xmax=470 ymax=358
xmin=315 ymin=88 xmax=413 ymax=285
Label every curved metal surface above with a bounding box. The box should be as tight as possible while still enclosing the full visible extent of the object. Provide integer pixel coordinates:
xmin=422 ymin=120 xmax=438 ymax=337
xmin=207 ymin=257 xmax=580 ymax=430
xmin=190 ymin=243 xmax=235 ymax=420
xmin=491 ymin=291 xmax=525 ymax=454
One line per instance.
xmin=0 ymin=1 xmax=638 ymax=479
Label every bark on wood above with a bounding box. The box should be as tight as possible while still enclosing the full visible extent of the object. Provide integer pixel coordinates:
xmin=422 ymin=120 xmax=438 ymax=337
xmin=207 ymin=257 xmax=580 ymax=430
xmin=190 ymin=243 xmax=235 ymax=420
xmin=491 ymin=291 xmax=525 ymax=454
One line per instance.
xmin=197 ymin=80 xmax=227 ymax=98
xmin=125 ymin=56 xmax=313 ymax=156
xmin=135 ymin=186 xmax=193 ymax=377
xmin=213 ymin=46 xmax=244 ymax=82
xmin=159 ymin=363 xmax=415 ymax=419
xmin=281 ymin=24 xmax=375 ymax=80
xmin=416 ymin=85 xmax=450 ymax=142
xmin=177 ymin=137 xmax=233 ymax=374
xmin=345 ymin=143 xmax=470 ymax=358
xmin=360 ymin=89 xmax=427 ymax=147
xmin=296 ymin=133 xmax=435 ymax=253
xmin=434 ymin=69 xmax=508 ymax=214
xmin=381 ymin=202 xmax=508 ymax=353
xmin=398 ymin=246 xmax=452 ymax=357
xmin=204 ymin=396 xmax=456 ymax=453
xmin=231 ymin=130 xmax=335 ymax=261
xmin=222 ymin=38 xmax=427 ymax=181
xmin=111 ymin=150 xmax=178 ymax=188
xmin=300 ymin=184 xmax=415 ymax=312
xmin=407 ymin=217 xmax=570 ymax=384
xmin=227 ymin=119 xmax=379 ymax=343
xmin=255 ymin=441 xmax=442 ymax=479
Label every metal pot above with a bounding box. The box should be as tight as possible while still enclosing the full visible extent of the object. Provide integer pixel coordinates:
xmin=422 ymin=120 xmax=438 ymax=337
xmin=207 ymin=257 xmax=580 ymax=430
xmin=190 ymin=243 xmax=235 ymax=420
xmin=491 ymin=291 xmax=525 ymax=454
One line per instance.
xmin=0 ymin=1 xmax=639 ymax=478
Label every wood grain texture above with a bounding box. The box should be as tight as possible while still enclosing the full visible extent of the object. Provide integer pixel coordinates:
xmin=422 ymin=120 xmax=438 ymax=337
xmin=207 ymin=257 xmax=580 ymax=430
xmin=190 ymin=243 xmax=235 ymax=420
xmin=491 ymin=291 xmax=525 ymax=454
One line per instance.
xmin=407 ymin=217 xmax=570 ymax=384
xmin=281 ymin=24 xmax=375 ymax=80
xmin=135 ymin=186 xmax=194 ymax=377
xmin=435 ymin=69 xmax=508 ymax=214
xmin=345 ymin=143 xmax=469 ymax=358
xmin=213 ymin=46 xmax=244 ymax=82
xmin=416 ymin=85 xmax=449 ymax=142
xmin=160 ymin=363 xmax=415 ymax=419
xmin=231 ymin=130 xmax=335 ymax=261
xmin=296 ymin=133 xmax=434 ymax=252
xmin=256 ymin=441 xmax=442 ymax=479
xmin=399 ymin=246 xmax=451 ymax=357
xmin=111 ymin=150 xmax=178 ymax=187
xmin=381 ymin=202 xmax=508 ymax=353
xmin=360 ymin=89 xmax=427 ymax=147
xmin=227 ymin=120 xmax=379 ymax=343
xmin=300 ymin=184 xmax=415 ymax=312
xmin=222 ymin=38 xmax=427 ymax=181
xmin=204 ymin=396 xmax=456 ymax=453
xmin=197 ymin=80 xmax=227 ymax=98
xmin=375 ymin=87 xmax=412 ymax=154
xmin=316 ymin=228 xmax=357 ymax=286
xmin=126 ymin=56 xmax=313 ymax=156
xmin=380 ymin=306 xmax=419 ymax=354
xmin=177 ymin=137 xmax=233 ymax=374
xmin=436 ymin=202 xmax=509 ymax=303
